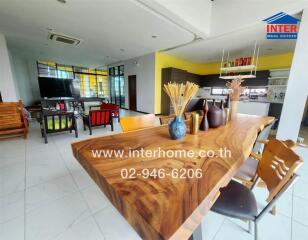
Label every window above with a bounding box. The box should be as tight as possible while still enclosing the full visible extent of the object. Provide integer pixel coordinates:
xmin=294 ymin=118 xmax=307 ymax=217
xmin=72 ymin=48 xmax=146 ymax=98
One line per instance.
xmin=109 ymin=65 xmax=125 ymax=108
xmin=37 ymin=61 xmax=108 ymax=98
xmin=211 ymin=88 xmax=229 ymax=95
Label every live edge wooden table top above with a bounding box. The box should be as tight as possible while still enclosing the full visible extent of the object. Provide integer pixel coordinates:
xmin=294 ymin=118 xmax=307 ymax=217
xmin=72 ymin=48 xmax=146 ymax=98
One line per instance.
xmin=71 ymin=114 xmax=274 ymax=240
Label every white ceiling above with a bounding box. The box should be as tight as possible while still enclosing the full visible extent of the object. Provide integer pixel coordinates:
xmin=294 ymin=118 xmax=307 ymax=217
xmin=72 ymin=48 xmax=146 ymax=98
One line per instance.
xmin=0 ymin=0 xmax=307 ymax=67
xmin=0 ymin=0 xmax=194 ymax=68
xmin=165 ymin=23 xmax=297 ymax=63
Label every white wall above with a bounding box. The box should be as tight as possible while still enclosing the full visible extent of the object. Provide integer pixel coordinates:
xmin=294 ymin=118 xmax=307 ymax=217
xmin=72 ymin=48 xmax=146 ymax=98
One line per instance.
xmin=9 ymin=53 xmax=37 ymax=105
xmin=0 ymin=33 xmax=18 ymax=102
xmin=109 ymin=53 xmax=156 ymax=113
xmin=277 ymin=8 xmax=308 ymax=141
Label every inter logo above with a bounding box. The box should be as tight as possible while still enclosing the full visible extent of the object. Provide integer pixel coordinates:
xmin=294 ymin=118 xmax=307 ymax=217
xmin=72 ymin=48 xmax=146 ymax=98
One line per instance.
xmin=263 ymin=12 xmax=300 ymax=39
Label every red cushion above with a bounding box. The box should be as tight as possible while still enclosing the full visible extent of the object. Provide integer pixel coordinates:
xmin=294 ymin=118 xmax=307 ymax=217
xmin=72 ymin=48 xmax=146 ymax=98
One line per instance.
xmin=90 ymin=110 xmax=110 ymax=126
xmin=59 ymin=102 xmax=66 ymax=110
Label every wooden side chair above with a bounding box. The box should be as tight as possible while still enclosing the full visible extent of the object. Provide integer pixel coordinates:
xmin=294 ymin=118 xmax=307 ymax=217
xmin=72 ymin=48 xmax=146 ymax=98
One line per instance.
xmin=120 ymin=114 xmax=156 ymax=132
xmin=234 ymin=120 xmax=277 ymax=185
xmin=83 ymin=109 xmax=113 ymax=135
xmin=0 ymin=100 xmax=28 ymax=139
xmin=211 ymin=139 xmax=303 ymax=240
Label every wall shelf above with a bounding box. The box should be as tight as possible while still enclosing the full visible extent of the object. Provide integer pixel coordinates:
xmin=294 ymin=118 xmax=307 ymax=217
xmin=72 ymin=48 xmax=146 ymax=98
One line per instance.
xmin=268 ymin=76 xmax=289 ymax=80
xmin=219 ymin=74 xmax=256 ymax=80
xmin=220 ymin=65 xmax=256 ymax=72
xmin=219 ymin=41 xmax=260 ymax=80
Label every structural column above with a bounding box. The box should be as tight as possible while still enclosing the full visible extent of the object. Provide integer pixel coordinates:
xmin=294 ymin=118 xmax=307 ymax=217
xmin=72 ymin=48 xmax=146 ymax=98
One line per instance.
xmin=277 ymin=8 xmax=308 ymax=141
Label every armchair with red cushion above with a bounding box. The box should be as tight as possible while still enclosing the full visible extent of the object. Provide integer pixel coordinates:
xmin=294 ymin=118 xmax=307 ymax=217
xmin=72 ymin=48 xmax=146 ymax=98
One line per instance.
xmin=83 ymin=109 xmax=114 ymax=135
xmin=100 ymin=103 xmax=120 ymax=122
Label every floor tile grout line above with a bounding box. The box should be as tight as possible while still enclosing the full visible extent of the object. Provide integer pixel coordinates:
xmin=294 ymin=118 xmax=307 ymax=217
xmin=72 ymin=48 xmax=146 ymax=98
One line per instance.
xmin=56 ymin=140 xmax=107 ymax=240
xmin=212 ymin=218 xmax=227 ymax=240
xmin=292 ymin=218 xmax=308 ymax=228
xmin=24 ymin=138 xmax=27 ymax=240
xmin=290 ymin=186 xmax=294 ymax=240
xmin=292 ymin=194 xmax=308 ymax=202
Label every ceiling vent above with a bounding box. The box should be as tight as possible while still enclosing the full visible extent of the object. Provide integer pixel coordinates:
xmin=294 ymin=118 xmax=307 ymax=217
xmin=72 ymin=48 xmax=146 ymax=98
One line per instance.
xmin=48 ymin=32 xmax=81 ymax=45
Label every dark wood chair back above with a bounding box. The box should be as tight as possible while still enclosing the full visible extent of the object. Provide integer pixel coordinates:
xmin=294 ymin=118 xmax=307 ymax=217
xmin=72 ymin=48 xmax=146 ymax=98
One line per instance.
xmin=89 ymin=109 xmax=112 ymax=127
xmin=41 ymin=110 xmax=78 ymax=143
xmin=43 ymin=112 xmax=75 ymax=133
xmin=159 ymin=114 xmax=176 ymax=125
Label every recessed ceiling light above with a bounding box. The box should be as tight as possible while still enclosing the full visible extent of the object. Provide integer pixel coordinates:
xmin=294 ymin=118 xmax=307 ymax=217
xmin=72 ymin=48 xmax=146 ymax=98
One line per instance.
xmin=267 ymin=48 xmax=273 ymax=51
xmin=152 ymin=35 xmax=157 ymax=39
xmin=57 ymin=0 xmax=66 ymax=4
xmin=120 ymin=49 xmax=125 ymax=52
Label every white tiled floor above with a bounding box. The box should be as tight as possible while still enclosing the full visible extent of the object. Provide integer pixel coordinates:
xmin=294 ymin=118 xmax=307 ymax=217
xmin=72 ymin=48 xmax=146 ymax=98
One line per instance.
xmin=0 ymin=110 xmax=307 ymax=240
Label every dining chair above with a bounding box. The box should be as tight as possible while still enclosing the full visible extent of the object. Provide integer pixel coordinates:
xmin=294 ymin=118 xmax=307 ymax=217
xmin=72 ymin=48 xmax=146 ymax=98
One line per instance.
xmin=234 ymin=120 xmax=277 ymax=185
xmin=120 ymin=114 xmax=156 ymax=132
xmin=211 ymin=139 xmax=303 ymax=240
xmin=159 ymin=114 xmax=176 ymax=125
xmin=184 ymin=110 xmax=204 ymax=120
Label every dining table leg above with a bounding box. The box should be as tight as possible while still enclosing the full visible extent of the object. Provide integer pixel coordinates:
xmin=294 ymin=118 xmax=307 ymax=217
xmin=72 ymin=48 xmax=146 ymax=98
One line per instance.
xmin=189 ymin=223 xmax=203 ymax=240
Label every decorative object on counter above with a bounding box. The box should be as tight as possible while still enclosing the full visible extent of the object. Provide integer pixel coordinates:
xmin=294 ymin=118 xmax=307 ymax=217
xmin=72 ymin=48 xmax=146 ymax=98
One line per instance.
xmin=163 ymin=81 xmax=199 ymax=139
xmin=224 ymin=94 xmax=231 ymax=123
xmin=200 ymin=99 xmax=209 ymax=131
xmin=168 ymin=116 xmax=187 ymax=140
xmin=226 ymin=77 xmax=246 ymax=119
xmin=190 ymin=112 xmax=199 ymax=135
xmin=220 ymin=100 xmax=227 ymax=125
xmin=208 ymin=100 xmax=223 ymax=128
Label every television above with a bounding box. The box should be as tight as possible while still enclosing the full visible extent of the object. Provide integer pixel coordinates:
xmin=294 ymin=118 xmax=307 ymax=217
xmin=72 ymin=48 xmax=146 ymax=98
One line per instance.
xmin=38 ymin=77 xmax=80 ymax=98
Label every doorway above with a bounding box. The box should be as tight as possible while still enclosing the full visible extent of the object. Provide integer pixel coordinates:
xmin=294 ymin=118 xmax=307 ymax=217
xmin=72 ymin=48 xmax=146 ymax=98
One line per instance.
xmin=128 ymin=75 xmax=137 ymax=111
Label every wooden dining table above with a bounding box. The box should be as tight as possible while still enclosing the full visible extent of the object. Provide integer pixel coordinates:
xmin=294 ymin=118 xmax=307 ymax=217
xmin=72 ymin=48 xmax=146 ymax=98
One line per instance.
xmin=71 ymin=114 xmax=274 ymax=240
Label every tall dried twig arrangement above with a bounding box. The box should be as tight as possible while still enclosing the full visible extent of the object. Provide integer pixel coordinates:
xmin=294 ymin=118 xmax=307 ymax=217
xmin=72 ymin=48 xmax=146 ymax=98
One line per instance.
xmin=226 ymin=77 xmax=246 ymax=101
xmin=163 ymin=81 xmax=199 ymax=116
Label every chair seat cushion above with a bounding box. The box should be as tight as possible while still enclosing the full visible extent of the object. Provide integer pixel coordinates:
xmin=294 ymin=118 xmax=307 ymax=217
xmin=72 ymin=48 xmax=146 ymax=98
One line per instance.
xmin=235 ymin=157 xmax=259 ymax=181
xmin=47 ymin=119 xmax=72 ymax=130
xmin=211 ymin=180 xmax=258 ymax=220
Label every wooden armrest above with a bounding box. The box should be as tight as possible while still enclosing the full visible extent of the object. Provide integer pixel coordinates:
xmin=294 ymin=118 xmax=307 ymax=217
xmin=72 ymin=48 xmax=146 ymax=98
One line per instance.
xmin=250 ymin=152 xmax=262 ymax=160
xmin=283 ymin=140 xmax=297 ymax=150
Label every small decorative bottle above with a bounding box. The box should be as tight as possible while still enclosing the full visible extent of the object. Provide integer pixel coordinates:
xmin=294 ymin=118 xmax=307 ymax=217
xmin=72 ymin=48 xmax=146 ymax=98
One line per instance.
xmin=225 ymin=94 xmax=231 ymax=122
xmin=220 ymin=100 xmax=226 ymax=125
xmin=190 ymin=112 xmax=199 ymax=135
xmin=208 ymin=100 xmax=223 ymax=128
xmin=200 ymin=99 xmax=209 ymax=131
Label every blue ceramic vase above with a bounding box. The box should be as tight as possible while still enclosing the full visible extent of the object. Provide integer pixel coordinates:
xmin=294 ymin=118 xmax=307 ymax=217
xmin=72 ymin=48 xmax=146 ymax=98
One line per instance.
xmin=169 ymin=116 xmax=187 ymax=140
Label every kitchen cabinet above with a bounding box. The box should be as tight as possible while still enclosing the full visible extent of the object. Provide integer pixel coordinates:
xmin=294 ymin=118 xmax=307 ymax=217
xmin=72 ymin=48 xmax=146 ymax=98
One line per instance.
xmin=237 ymin=101 xmax=270 ymax=116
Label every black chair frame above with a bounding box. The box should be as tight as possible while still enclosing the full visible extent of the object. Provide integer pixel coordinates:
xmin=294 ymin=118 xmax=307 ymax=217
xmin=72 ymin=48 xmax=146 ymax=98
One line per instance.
xmin=83 ymin=108 xmax=113 ymax=135
xmin=40 ymin=111 xmax=78 ymax=144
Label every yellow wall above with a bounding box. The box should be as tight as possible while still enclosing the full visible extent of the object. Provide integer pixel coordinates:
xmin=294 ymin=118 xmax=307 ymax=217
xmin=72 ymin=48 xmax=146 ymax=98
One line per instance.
xmin=154 ymin=52 xmax=294 ymax=114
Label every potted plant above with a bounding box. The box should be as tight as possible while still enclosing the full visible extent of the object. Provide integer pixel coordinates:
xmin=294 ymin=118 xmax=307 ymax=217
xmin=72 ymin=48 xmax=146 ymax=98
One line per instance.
xmin=163 ymin=81 xmax=199 ymax=139
xmin=225 ymin=77 xmax=246 ymax=119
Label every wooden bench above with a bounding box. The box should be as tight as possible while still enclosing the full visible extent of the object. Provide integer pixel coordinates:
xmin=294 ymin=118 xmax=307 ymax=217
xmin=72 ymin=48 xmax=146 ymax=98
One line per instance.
xmin=0 ymin=100 xmax=28 ymax=139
